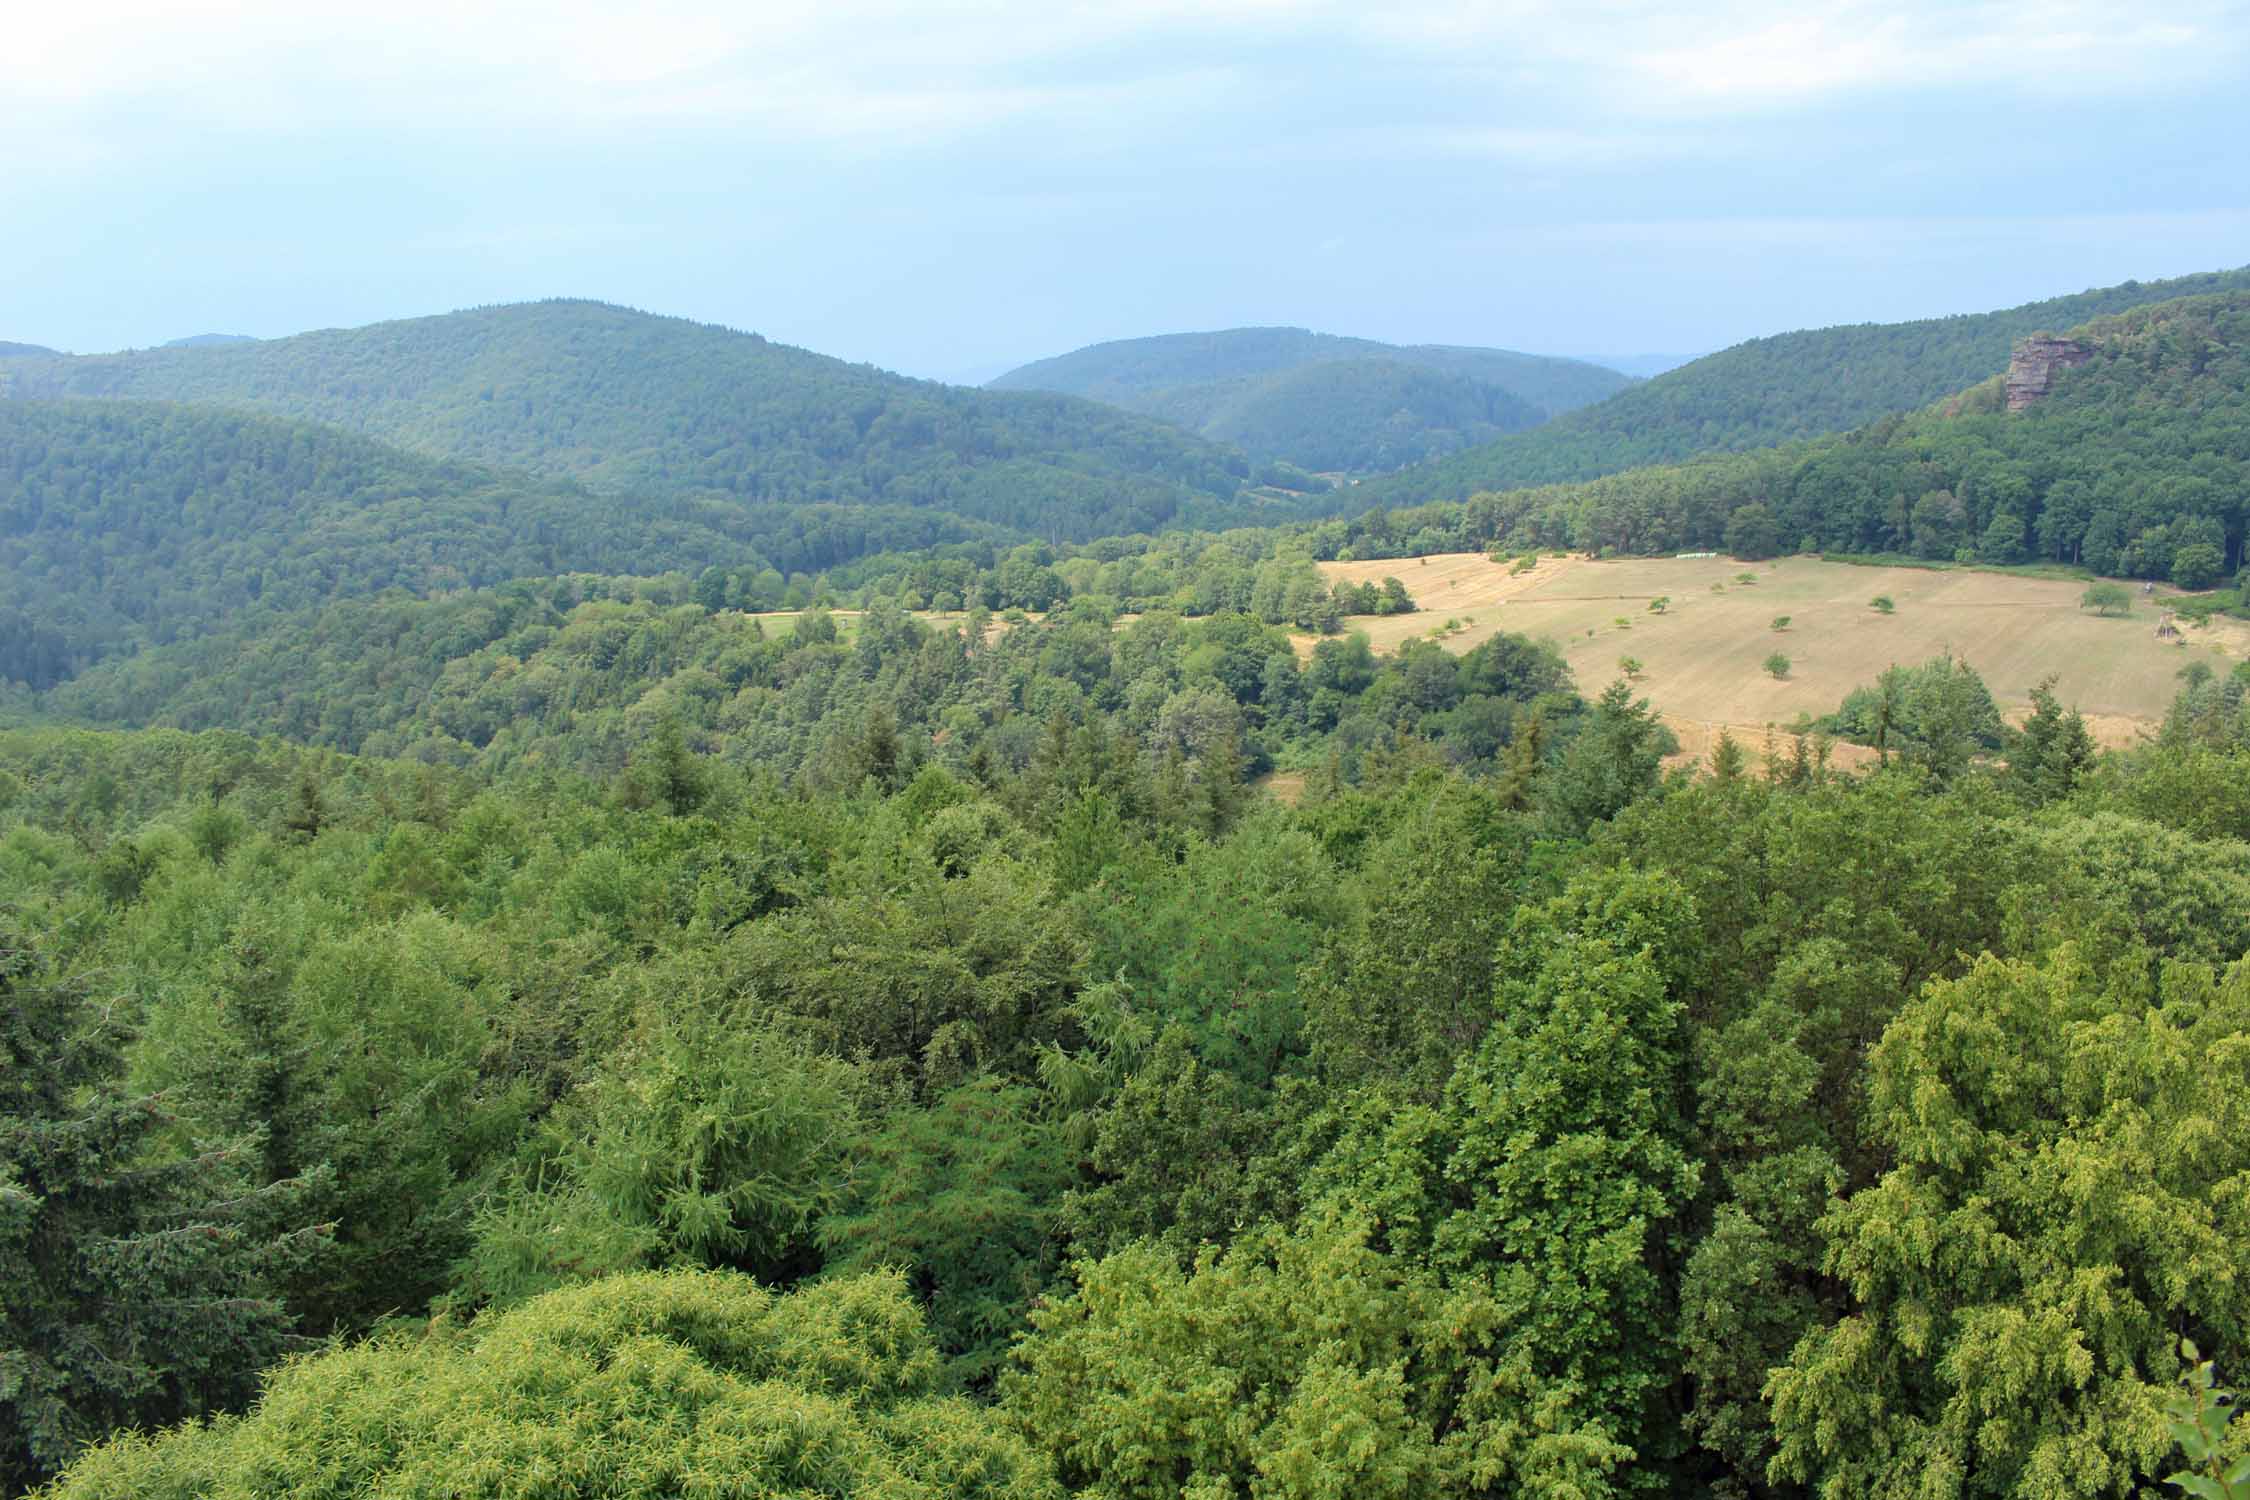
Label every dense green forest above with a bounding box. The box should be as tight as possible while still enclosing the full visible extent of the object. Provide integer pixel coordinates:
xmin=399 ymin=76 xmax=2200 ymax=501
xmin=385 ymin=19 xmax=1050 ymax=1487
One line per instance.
xmin=12 ymin=617 xmax=2250 ymax=1496
xmin=0 ymin=301 xmax=1292 ymax=539
xmin=13 ymin=267 xmax=2250 ymax=1499
xmin=0 ymin=400 xmax=1025 ymax=691
xmin=1302 ymin=291 xmax=2250 ymax=580
xmin=991 ymin=326 xmax=1630 ymax=473
xmin=1357 ymin=265 xmax=2250 ymax=508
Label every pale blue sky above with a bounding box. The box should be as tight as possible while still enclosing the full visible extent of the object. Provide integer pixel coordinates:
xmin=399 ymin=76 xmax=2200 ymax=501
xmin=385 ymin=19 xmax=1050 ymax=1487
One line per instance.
xmin=5 ymin=1 xmax=2247 ymax=380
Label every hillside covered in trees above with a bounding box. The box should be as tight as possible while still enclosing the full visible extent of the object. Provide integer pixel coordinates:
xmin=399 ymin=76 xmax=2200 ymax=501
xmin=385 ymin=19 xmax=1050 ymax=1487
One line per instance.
xmin=0 ymin=300 xmax=1286 ymax=539
xmin=16 ymin=265 xmax=2250 ymax=1500
xmin=991 ymin=326 xmax=1631 ymax=472
xmin=1357 ymin=264 xmax=2250 ymax=508
xmin=0 ymin=400 xmax=1022 ymax=692
xmin=1310 ymin=290 xmax=2250 ymax=581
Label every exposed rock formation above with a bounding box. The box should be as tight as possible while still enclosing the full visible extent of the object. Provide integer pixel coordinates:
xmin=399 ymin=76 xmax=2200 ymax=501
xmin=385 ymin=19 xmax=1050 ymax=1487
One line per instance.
xmin=2005 ymin=335 xmax=2091 ymax=411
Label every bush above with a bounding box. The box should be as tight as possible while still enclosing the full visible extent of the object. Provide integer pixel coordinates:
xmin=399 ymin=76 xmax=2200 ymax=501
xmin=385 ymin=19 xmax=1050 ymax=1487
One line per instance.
xmin=43 ymin=1271 xmax=1061 ymax=1500
xmin=1770 ymin=616 xmax=1791 ymax=632
xmin=1870 ymin=596 xmax=1895 ymax=614
xmin=2173 ymin=542 xmax=2226 ymax=591
xmin=1764 ymin=653 xmax=1791 ymax=679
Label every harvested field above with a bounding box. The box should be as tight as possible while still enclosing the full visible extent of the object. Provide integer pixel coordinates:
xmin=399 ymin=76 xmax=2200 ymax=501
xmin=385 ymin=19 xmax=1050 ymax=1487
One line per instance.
xmin=1306 ymin=552 xmax=2231 ymax=743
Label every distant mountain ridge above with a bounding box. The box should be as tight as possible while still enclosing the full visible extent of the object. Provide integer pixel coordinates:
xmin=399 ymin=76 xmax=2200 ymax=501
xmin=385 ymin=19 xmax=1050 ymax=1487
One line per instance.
xmin=0 ymin=299 xmax=1295 ymax=541
xmin=163 ymin=333 xmax=259 ymax=348
xmin=1352 ymin=265 xmax=2250 ymax=510
xmin=0 ymin=342 xmax=58 ymax=358
xmin=988 ymin=326 xmax=1632 ymax=473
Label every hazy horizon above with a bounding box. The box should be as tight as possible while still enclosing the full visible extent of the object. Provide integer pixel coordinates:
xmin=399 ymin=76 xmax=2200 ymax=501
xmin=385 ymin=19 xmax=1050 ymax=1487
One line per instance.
xmin=5 ymin=1 xmax=2245 ymax=381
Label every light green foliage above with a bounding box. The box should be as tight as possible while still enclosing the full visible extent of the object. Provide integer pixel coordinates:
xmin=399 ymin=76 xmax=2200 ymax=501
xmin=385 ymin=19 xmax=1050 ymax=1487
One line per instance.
xmin=1007 ymin=1213 xmax=1497 ymax=1500
xmin=1770 ymin=949 xmax=2250 ymax=1498
xmin=2165 ymin=1341 xmax=2250 ymax=1500
xmin=2084 ymin=581 xmax=2134 ymax=615
xmin=44 ymin=1269 xmax=1061 ymax=1500
xmin=459 ymin=1016 xmax=867 ymax=1305
xmin=1871 ymin=594 xmax=1895 ymax=613
xmin=1765 ymin=651 xmax=1791 ymax=678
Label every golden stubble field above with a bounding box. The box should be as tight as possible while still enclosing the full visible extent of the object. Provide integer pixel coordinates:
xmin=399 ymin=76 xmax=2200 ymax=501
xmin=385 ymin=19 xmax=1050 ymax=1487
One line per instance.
xmin=1307 ymin=552 xmax=2242 ymax=753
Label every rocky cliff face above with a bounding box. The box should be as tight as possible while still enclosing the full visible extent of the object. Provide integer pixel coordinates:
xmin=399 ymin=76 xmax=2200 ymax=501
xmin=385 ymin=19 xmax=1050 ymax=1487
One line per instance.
xmin=2005 ymin=335 xmax=2092 ymax=411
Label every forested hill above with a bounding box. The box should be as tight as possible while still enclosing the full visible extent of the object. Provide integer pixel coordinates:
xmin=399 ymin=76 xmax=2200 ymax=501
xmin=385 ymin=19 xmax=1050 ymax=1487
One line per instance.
xmin=1355 ymin=264 xmax=2250 ymax=508
xmin=0 ymin=342 xmax=57 ymax=358
xmin=989 ymin=326 xmax=1631 ymax=472
xmin=0 ymin=400 xmax=1013 ymax=692
xmin=0 ymin=300 xmax=1271 ymax=537
xmin=1316 ymin=290 xmax=2250 ymax=577
xmin=992 ymin=327 xmax=1629 ymax=413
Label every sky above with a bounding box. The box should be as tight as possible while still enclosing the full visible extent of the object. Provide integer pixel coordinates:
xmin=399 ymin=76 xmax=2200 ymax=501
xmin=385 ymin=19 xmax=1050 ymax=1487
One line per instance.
xmin=4 ymin=0 xmax=2247 ymax=382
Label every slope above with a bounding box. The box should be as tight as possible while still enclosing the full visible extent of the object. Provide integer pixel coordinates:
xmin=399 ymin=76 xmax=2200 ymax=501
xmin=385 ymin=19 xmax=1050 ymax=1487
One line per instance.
xmin=1356 ymin=265 xmax=2250 ymax=509
xmin=988 ymin=326 xmax=1631 ymax=473
xmin=1318 ymin=289 xmax=2250 ymax=578
xmin=0 ymin=300 xmax=1266 ymax=540
xmin=0 ymin=399 xmax=1009 ymax=691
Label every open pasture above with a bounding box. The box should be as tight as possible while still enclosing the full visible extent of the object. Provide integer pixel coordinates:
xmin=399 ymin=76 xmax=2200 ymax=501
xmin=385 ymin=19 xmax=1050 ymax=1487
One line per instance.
xmin=1311 ymin=552 xmax=2236 ymax=743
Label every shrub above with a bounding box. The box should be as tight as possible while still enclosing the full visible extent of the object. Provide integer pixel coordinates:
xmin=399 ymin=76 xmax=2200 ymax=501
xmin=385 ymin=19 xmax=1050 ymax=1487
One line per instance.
xmin=1764 ymin=653 xmax=1791 ymax=679
xmin=1770 ymin=616 xmax=1791 ymax=632
xmin=1870 ymin=596 xmax=1895 ymax=614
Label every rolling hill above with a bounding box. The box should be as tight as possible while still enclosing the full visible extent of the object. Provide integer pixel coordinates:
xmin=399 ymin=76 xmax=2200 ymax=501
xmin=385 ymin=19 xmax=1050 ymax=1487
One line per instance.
xmin=0 ymin=399 xmax=1016 ymax=691
xmin=988 ymin=326 xmax=1632 ymax=472
xmin=1353 ymin=265 xmax=2250 ymax=509
xmin=1323 ymin=290 xmax=2250 ymax=579
xmin=0 ymin=299 xmax=1276 ymax=540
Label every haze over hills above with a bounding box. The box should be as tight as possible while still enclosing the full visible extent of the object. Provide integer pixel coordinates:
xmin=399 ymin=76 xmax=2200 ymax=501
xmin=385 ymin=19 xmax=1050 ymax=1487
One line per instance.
xmin=1354 ymin=265 xmax=2250 ymax=510
xmin=0 ymin=342 xmax=59 ymax=358
xmin=0 ymin=299 xmax=1294 ymax=541
xmin=162 ymin=333 xmax=259 ymax=348
xmin=989 ymin=326 xmax=1632 ymax=474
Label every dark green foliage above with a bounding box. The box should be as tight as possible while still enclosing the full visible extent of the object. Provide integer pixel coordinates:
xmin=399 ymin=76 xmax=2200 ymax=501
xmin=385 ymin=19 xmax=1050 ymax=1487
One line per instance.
xmin=1825 ymin=653 xmax=2007 ymax=776
xmin=819 ymin=1080 xmax=1070 ymax=1387
xmin=0 ymin=925 xmax=322 ymax=1490
xmin=0 ymin=399 xmax=1009 ymax=689
xmin=1356 ymin=265 xmax=2250 ymax=509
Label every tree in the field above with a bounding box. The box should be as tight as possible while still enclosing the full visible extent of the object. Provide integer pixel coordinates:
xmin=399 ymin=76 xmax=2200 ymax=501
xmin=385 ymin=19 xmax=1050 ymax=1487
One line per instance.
xmin=0 ymin=925 xmax=324 ymax=1490
xmin=1765 ymin=652 xmax=1791 ymax=679
xmin=46 ymin=1269 xmax=1060 ymax=1500
xmin=2082 ymin=581 xmax=2133 ymax=616
xmin=1768 ymin=949 xmax=2250 ymax=1499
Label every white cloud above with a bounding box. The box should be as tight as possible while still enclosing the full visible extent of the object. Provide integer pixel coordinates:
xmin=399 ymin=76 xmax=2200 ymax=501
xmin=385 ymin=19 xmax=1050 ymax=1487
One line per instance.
xmin=0 ymin=0 xmax=2239 ymax=163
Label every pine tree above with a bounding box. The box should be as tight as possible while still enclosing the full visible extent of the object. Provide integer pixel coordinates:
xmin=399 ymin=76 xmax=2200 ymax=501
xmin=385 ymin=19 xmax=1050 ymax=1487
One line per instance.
xmin=0 ymin=926 xmax=323 ymax=1489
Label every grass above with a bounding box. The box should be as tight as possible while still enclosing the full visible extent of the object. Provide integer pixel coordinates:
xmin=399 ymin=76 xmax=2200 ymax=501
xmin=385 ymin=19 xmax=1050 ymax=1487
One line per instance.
xmin=1308 ymin=551 xmax=2237 ymax=744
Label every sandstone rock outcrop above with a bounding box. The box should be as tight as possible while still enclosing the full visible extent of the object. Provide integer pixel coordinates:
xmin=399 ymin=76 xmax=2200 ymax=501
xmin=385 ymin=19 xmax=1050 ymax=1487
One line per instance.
xmin=2005 ymin=335 xmax=2091 ymax=412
